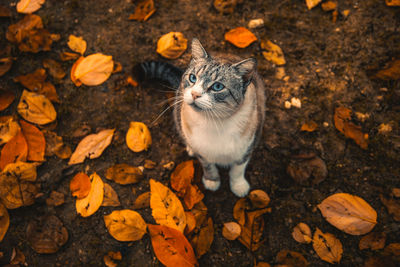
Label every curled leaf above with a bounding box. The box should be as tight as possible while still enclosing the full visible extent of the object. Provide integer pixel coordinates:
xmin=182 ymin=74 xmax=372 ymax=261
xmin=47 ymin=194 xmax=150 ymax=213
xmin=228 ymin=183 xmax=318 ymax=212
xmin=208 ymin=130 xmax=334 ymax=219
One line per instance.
xmin=17 ymin=90 xmax=57 ymax=125
xmin=73 ymin=53 xmax=114 ymax=86
xmin=104 ymin=209 xmax=147 ymax=241
xmin=156 ymin=32 xmax=188 ymax=59
xmin=249 ymin=189 xmax=270 ymax=209
xmin=105 ymin=163 xmax=143 ymax=185
xmin=126 ymin=121 xmax=152 ymax=152
xmin=222 ymin=221 xmax=241 ymax=240
xmin=225 ymin=27 xmax=257 ymax=48
xmin=17 ymin=0 xmax=45 ymax=14
xmin=67 ymin=35 xmax=87 ymax=55
xmin=334 ymin=106 xmax=368 ymax=149
xmin=75 ymin=173 xmax=104 ymax=217
xmin=292 ymin=222 xmax=312 ymax=244
xmin=129 ymin=0 xmax=156 ymax=21
xmin=312 ymin=228 xmax=342 ymax=264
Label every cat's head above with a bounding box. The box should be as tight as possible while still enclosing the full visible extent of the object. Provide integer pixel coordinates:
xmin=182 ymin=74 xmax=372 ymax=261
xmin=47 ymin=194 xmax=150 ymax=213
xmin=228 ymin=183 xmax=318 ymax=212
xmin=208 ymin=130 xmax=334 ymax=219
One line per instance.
xmin=181 ymin=38 xmax=256 ymax=118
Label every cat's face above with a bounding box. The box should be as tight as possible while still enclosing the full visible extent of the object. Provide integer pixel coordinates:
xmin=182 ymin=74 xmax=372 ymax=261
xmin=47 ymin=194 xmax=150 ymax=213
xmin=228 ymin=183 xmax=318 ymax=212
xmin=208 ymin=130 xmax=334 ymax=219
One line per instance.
xmin=181 ymin=39 xmax=256 ymax=118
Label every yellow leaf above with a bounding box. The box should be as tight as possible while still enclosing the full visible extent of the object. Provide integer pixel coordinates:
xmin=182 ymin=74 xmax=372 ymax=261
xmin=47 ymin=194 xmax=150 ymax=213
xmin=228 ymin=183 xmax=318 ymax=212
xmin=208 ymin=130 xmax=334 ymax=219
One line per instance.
xmin=69 ymin=129 xmax=115 ymax=165
xmin=104 ymin=209 xmax=147 ymax=241
xmin=17 ymin=0 xmax=45 ymax=14
xmin=102 ymin=183 xmax=120 ymax=207
xmin=305 ymin=0 xmax=322 ymax=10
xmin=105 ymin=163 xmax=143 ymax=185
xmin=126 ymin=122 xmax=152 ymax=152
xmin=150 ymin=179 xmax=186 ymax=233
xmin=318 ymin=193 xmax=377 ymax=235
xmin=292 ymin=222 xmax=312 ymax=244
xmin=224 ymin=27 xmax=257 ymax=48
xmin=156 ymin=32 xmax=188 ymax=59
xmin=67 ymin=35 xmax=87 ymax=55
xmin=76 ymin=172 xmax=104 ymax=217
xmin=312 ymin=228 xmax=343 ymax=264
xmin=73 ymin=53 xmax=114 ymax=86
xmin=0 ymin=116 xmax=20 ymax=145
xmin=17 ymin=90 xmax=57 ymax=125
xmin=261 ymin=40 xmax=286 ymax=65
xmin=0 ymin=202 xmax=10 ymax=242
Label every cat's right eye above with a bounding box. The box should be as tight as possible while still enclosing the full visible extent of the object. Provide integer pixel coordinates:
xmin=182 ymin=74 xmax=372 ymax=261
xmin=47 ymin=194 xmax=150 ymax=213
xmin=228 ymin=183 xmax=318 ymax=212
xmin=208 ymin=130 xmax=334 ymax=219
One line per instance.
xmin=189 ymin=74 xmax=197 ymax=83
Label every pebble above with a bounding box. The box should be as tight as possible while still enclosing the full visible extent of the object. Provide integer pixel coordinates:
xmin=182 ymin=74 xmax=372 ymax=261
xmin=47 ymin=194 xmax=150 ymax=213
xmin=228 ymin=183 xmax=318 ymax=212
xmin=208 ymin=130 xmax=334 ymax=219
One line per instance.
xmin=284 ymin=101 xmax=291 ymax=109
xmin=291 ymin=97 xmax=301 ymax=108
xmin=248 ymin=18 xmax=264 ymax=29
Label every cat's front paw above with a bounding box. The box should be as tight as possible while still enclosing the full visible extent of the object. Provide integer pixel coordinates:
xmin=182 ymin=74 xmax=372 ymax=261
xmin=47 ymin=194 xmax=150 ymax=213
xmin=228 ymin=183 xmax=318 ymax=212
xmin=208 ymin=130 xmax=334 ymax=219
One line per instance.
xmin=186 ymin=146 xmax=194 ymax=157
xmin=202 ymin=176 xmax=220 ymax=192
xmin=230 ymin=177 xmax=250 ymax=197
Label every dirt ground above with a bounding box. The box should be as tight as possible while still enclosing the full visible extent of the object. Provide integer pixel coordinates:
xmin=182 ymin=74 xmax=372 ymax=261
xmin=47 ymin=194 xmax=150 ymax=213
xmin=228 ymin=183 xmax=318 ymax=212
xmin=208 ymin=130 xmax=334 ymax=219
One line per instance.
xmin=1 ymin=0 xmax=400 ymax=266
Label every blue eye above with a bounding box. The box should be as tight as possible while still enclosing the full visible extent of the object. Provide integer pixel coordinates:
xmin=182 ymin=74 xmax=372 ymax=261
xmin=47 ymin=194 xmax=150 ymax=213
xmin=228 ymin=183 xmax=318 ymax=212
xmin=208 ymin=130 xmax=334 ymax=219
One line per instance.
xmin=211 ymin=82 xmax=225 ymax=91
xmin=189 ymin=74 xmax=197 ymax=83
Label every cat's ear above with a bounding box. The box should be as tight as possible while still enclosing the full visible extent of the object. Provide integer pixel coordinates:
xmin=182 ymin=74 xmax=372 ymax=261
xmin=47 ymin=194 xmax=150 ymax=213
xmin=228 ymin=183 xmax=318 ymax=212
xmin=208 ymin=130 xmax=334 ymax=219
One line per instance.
xmin=191 ymin=38 xmax=208 ymax=60
xmin=232 ymin=58 xmax=257 ymax=77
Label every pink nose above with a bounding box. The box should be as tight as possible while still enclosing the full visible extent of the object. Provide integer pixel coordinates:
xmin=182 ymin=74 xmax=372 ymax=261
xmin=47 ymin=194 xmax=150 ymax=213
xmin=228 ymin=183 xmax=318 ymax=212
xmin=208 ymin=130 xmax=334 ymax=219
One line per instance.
xmin=191 ymin=91 xmax=201 ymax=100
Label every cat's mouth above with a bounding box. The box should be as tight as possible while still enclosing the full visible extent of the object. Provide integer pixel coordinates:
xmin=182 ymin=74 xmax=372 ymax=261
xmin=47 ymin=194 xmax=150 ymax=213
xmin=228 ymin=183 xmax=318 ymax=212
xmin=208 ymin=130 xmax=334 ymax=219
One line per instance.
xmin=190 ymin=102 xmax=203 ymax=111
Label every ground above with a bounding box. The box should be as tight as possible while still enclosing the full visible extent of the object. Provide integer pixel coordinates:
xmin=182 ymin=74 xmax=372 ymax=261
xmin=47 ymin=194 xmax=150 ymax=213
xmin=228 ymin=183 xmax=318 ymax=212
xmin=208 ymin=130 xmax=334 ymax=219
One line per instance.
xmin=1 ymin=0 xmax=400 ymax=266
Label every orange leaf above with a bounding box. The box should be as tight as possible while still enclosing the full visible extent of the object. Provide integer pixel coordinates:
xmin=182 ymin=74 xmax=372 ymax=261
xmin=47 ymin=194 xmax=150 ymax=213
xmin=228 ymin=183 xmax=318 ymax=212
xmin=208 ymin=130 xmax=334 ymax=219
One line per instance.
xmin=129 ymin=0 xmax=156 ymax=21
xmin=190 ymin=217 xmax=214 ymax=258
xmin=14 ymin=68 xmax=47 ymax=91
xmin=0 ymin=130 xmax=27 ymax=170
xmin=105 ymin=163 xmax=143 ymax=185
xmin=171 ymin=160 xmax=194 ymax=196
xmin=306 ymin=0 xmax=322 ymax=10
xmin=248 ymin=189 xmax=270 ymax=209
xmin=224 ymin=27 xmax=257 ymax=48
xmin=292 ymin=222 xmax=312 ymax=244
xmin=20 ymin=120 xmax=45 ymax=161
xmin=156 ymin=32 xmax=188 ymax=59
xmin=0 ymin=202 xmax=10 ymax=242
xmin=222 ymin=221 xmax=241 ymax=240
xmin=17 ymin=0 xmax=45 ymax=14
xmin=183 ymin=184 xmax=204 ymax=210
xmin=238 ymin=208 xmax=268 ymax=251
xmin=67 ymin=35 xmax=87 ymax=55
xmin=126 ymin=121 xmax=152 ymax=152
xmin=6 ymin=14 xmax=43 ymax=43
xmin=300 ymin=121 xmax=318 ymax=132
xmin=0 ymin=116 xmax=20 ymax=145
xmin=42 ymin=58 xmax=66 ymax=80
xmin=75 ymin=172 xmax=104 ymax=217
xmin=233 ymin=198 xmax=248 ymax=226
xmin=72 ymin=53 xmax=114 ymax=86
xmin=334 ymin=107 xmax=368 ymax=149
xmin=104 ymin=209 xmax=147 ymax=241
xmin=148 ymin=224 xmax=198 ymax=267
xmin=60 ymin=51 xmax=80 ymax=61
xmin=313 ymin=228 xmax=343 ymax=264
xmin=70 ymin=56 xmax=84 ymax=86
xmin=261 ymin=39 xmax=286 ymax=65
xmin=0 ymin=90 xmax=15 ymax=111
xmin=184 ymin=211 xmax=196 ymax=235
xmin=70 ymin=172 xmax=91 ymax=199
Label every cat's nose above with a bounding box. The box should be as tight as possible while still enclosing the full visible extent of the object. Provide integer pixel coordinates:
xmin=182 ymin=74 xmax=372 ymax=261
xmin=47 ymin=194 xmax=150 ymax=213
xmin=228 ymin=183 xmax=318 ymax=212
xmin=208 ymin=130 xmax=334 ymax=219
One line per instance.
xmin=191 ymin=91 xmax=201 ymax=100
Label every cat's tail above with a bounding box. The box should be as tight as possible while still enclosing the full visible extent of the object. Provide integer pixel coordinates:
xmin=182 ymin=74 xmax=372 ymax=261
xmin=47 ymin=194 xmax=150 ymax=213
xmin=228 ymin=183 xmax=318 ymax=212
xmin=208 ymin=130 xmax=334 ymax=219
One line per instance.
xmin=134 ymin=61 xmax=184 ymax=89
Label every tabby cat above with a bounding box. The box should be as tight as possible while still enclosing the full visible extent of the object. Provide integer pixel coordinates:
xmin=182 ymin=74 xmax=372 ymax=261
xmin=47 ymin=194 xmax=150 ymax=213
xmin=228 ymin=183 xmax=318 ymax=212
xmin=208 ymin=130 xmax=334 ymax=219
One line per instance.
xmin=137 ymin=39 xmax=265 ymax=197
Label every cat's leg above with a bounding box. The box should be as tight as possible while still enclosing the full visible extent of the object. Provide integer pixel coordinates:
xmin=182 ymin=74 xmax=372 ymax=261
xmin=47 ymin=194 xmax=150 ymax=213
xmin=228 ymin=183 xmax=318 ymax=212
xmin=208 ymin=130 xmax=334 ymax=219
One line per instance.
xmin=199 ymin=158 xmax=220 ymax=191
xmin=229 ymin=159 xmax=250 ymax=197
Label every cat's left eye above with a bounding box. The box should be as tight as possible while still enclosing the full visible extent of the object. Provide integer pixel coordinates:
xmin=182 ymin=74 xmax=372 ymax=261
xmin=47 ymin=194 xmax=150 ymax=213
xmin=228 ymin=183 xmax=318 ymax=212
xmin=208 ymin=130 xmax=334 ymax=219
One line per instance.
xmin=211 ymin=82 xmax=225 ymax=91
xmin=189 ymin=74 xmax=197 ymax=83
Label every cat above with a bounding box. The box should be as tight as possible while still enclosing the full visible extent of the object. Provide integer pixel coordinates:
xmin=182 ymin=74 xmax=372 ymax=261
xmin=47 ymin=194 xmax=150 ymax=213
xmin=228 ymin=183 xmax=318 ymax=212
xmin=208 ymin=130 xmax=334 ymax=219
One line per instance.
xmin=137 ymin=39 xmax=265 ymax=197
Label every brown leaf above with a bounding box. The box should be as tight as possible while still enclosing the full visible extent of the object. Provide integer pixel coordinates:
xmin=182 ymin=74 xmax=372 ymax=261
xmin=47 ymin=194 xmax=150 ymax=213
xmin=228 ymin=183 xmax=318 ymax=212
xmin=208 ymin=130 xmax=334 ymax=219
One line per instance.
xmin=42 ymin=130 xmax=71 ymax=159
xmin=190 ymin=217 xmax=214 ymax=258
xmin=0 ymin=5 xmax=12 ymax=17
xmin=213 ymin=0 xmax=237 ymax=14
xmin=287 ymin=154 xmax=327 ymax=185
xmin=126 ymin=121 xmax=152 ymax=152
xmin=0 ymin=202 xmax=10 ymax=242
xmin=105 ymin=163 xmax=143 ymax=185
xmin=255 ymin=262 xmax=271 ymax=267
xmin=6 ymin=14 xmax=43 ymax=43
xmin=318 ymin=193 xmax=377 ymax=235
xmin=374 ymin=59 xmax=400 ymax=80
xmin=222 ymin=221 xmax=241 ymax=240
xmin=14 ymin=68 xmax=46 ymax=91
xmin=233 ymin=198 xmax=248 ymax=226
xmin=59 ymin=51 xmax=80 ymax=61
xmin=129 ymin=0 xmax=156 ymax=21
xmin=261 ymin=39 xmax=286 ymax=65
xmin=70 ymin=172 xmax=91 ymax=199
xmin=276 ymin=250 xmax=308 ymax=267
xmin=17 ymin=0 xmax=45 ymax=14
xmin=156 ymin=32 xmax=188 ymax=59
xmin=148 ymin=224 xmax=198 ymax=267
xmin=292 ymin=222 xmax=312 ymax=244
xmin=184 ymin=211 xmax=196 ymax=235
xmin=45 ymin=191 xmax=65 ymax=206
xmin=312 ymin=228 xmax=343 ymax=264
xmin=102 ymin=183 xmax=120 ymax=207
xmin=18 ymin=28 xmax=59 ymax=53
xmin=359 ymin=231 xmax=386 ymax=251
xmin=20 ymin=120 xmax=45 ymax=161
xmin=0 ymin=130 xmax=28 ymax=170
xmin=17 ymin=90 xmax=57 ymax=125
xmin=42 ymin=58 xmax=66 ymax=80
xmin=67 ymin=35 xmax=87 ymax=55
xmin=75 ymin=173 xmax=104 ymax=217
xmin=0 ymin=116 xmax=20 ymax=145
xmin=380 ymin=195 xmax=400 ymax=221
xmin=386 ymin=0 xmax=400 ymax=6
xmin=132 ymin=191 xmax=150 ymax=209
xmin=171 ymin=160 xmax=194 ymax=197
xmin=238 ymin=208 xmax=268 ymax=251
xmin=72 ymin=53 xmax=114 ymax=86
xmin=225 ymin=27 xmax=257 ymax=48
xmin=104 ymin=209 xmax=147 ymax=241
xmin=184 ymin=184 xmax=204 ymax=210
xmin=249 ymin=190 xmax=270 ymax=209
xmin=0 ymin=57 xmax=13 ymax=77
xmin=334 ymin=107 xmax=368 ymax=149
xmin=191 ymin=201 xmax=208 ymax=228
xmin=10 ymin=247 xmax=26 ymax=265
xmin=300 ymin=120 xmax=318 ymax=132
xmin=26 ymin=215 xmax=68 ymax=254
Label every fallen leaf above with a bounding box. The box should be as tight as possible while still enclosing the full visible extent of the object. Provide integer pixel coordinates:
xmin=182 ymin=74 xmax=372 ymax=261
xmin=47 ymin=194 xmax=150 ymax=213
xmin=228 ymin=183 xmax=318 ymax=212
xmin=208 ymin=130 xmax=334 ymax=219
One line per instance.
xmin=238 ymin=208 xmax=268 ymax=251
xmin=102 ymin=183 xmax=120 ymax=207
xmin=104 ymin=209 xmax=147 ymax=241
xmin=70 ymin=56 xmax=84 ymax=86
xmin=156 ymin=32 xmax=188 ymax=59
xmin=126 ymin=121 xmax=152 ymax=152
xmin=318 ymin=193 xmax=377 ymax=235
xmin=76 ymin=172 xmax=104 ymax=217
xmin=359 ymin=231 xmax=386 ymax=251
xmin=225 ymin=27 xmax=257 ymax=48
xmin=0 ymin=116 xmax=20 ymax=145
xmin=276 ymin=250 xmax=308 ymax=267
xmin=20 ymin=120 xmax=45 ymax=161
xmin=46 ymin=191 xmax=64 ymax=206
xmin=0 ymin=203 xmax=9 ymax=242
xmin=10 ymin=247 xmax=26 ymax=265
xmin=292 ymin=222 xmax=312 ymax=244
xmin=42 ymin=130 xmax=71 ymax=159
xmin=14 ymin=68 xmax=46 ymax=91
xmin=255 ymin=262 xmax=270 ymax=267
xmin=380 ymin=195 xmax=400 ymax=221
xmin=148 ymin=224 xmax=198 ymax=267
xmin=17 ymin=0 xmax=45 ymax=14
xmin=105 ymin=163 xmax=143 ymax=185
xmin=287 ymin=153 xmax=327 ymax=185
xmin=0 ymin=5 xmax=12 ymax=17
xmin=67 ymin=35 xmax=87 ymax=55
xmin=144 ymin=159 xmax=156 ymax=169
xmin=132 ymin=191 xmax=150 ymax=209
xmin=72 ymin=53 xmax=114 ymax=86
xmin=301 ymin=121 xmax=318 ymax=132
xmin=171 ymin=160 xmax=194 ymax=197
xmin=42 ymin=58 xmax=66 ymax=80
xmin=249 ymin=190 xmax=270 ymax=209
xmin=312 ymin=228 xmax=343 ymax=264
xmin=60 ymin=51 xmax=80 ymax=61
xmin=150 ymin=179 xmax=186 ymax=233
xmin=69 ymin=129 xmax=115 ymax=165
xmin=306 ymin=0 xmax=322 ymax=10
xmin=129 ymin=0 xmax=156 ymax=21
xmin=233 ymin=198 xmax=248 ymax=226
xmin=26 ymin=215 xmax=68 ymax=254
xmin=126 ymin=75 xmax=139 ymax=87
xmin=184 ymin=211 xmax=196 ymax=235
xmin=184 ymin=184 xmax=204 ymax=210
xmin=190 ymin=217 xmax=214 ymax=258
xmin=384 ymin=243 xmax=400 ymax=257
xmin=191 ymin=201 xmax=208 ymax=228
xmin=0 ymin=162 xmax=38 ymax=209
xmin=386 ymin=0 xmax=400 ymax=6
xmin=6 ymin=14 xmax=43 ymax=43
xmin=334 ymin=106 xmax=368 ymax=149
xmin=18 ymin=28 xmax=59 ymax=53
xmin=0 ymin=130 xmax=28 ymax=170
xmin=222 ymin=221 xmax=241 ymax=240
xmin=261 ymin=39 xmax=286 ymax=65
xmin=213 ymin=0 xmax=237 ymax=14
xmin=104 ymin=251 xmax=122 ymax=267
xmin=17 ymin=90 xmax=57 ymax=125
xmin=374 ymin=59 xmax=400 ymax=80
xmin=0 ymin=57 xmax=13 ymax=77
xmin=70 ymin=172 xmax=91 ymax=199
xmin=321 ymin=1 xmax=337 ymax=11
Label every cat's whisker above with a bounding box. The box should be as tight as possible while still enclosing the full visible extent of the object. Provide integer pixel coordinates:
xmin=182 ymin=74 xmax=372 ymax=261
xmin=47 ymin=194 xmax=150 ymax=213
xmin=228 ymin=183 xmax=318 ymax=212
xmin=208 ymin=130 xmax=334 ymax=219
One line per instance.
xmin=155 ymin=96 xmax=183 ymax=106
xmin=150 ymin=99 xmax=183 ymax=127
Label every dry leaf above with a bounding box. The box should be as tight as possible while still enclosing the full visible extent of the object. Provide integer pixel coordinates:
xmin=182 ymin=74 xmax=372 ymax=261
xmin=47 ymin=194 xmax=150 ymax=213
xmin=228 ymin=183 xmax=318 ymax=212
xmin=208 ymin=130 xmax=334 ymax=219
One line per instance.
xmin=0 ymin=90 xmax=15 ymax=111
xmin=312 ymin=228 xmax=343 ymax=264
xmin=132 ymin=191 xmax=150 ymax=209
xmin=306 ymin=0 xmax=322 ymax=10
xmin=233 ymin=198 xmax=248 ymax=226
xmin=76 ymin=172 xmax=104 ymax=217
xmin=150 ymin=179 xmax=186 ymax=233
xmin=0 ymin=5 xmax=12 ymax=17
xmin=276 ymin=250 xmax=308 ymax=267
xmin=249 ymin=190 xmax=270 ymax=209
xmin=183 ymin=184 xmax=204 ymax=210
xmin=374 ymin=59 xmax=400 ymax=80
xmin=70 ymin=56 xmax=84 ymax=86
xmin=148 ymin=224 xmax=198 ymax=267
xmin=17 ymin=0 xmax=45 ymax=14
xmin=156 ymin=32 xmax=188 ymax=59
xmin=222 ymin=221 xmax=241 ymax=240
xmin=42 ymin=58 xmax=66 ymax=80
xmin=386 ymin=0 xmax=400 ymax=6
xmin=238 ymin=208 xmax=268 ymax=251
xmin=60 ymin=51 xmax=80 ymax=61
xmin=213 ymin=0 xmax=237 ymax=14
xmin=0 ymin=162 xmax=38 ymax=209
xmin=69 ymin=129 xmax=114 ymax=165
xmin=261 ymin=39 xmax=286 ymax=65
xmin=359 ymin=231 xmax=386 ymax=251
xmin=104 ymin=251 xmax=122 ymax=267
xmin=126 ymin=121 xmax=152 ymax=152
xmin=334 ymin=107 xmax=368 ymax=149
xmin=17 ymin=90 xmax=57 ymax=125
xmin=171 ymin=160 xmax=194 ymax=197
xmin=380 ymin=195 xmax=400 ymax=221
xmin=255 ymin=262 xmax=270 ymax=267
xmin=190 ymin=217 xmax=214 ymax=258
xmin=191 ymin=201 xmax=208 ymax=228
xmin=20 ymin=120 xmax=46 ymax=161
xmin=0 ymin=130 xmax=28 ymax=170
xmin=321 ymin=1 xmax=337 ymax=11
xmin=104 ymin=209 xmax=147 ymax=241
xmin=26 ymin=215 xmax=68 ymax=254
xmin=292 ymin=222 xmax=312 ymax=244
xmin=0 ymin=203 xmax=10 ymax=242
xmin=42 ymin=130 xmax=71 ymax=159
xmin=102 ymin=183 xmax=120 ymax=207
xmin=301 ymin=121 xmax=318 ymax=132
xmin=129 ymin=0 xmax=156 ymax=21
xmin=0 ymin=116 xmax=20 ymax=145
xmin=10 ymin=247 xmax=26 ymax=265
xmin=287 ymin=153 xmax=328 ymax=185
xmin=46 ymin=191 xmax=65 ymax=206
xmin=184 ymin=211 xmax=196 ymax=235
xmin=70 ymin=172 xmax=91 ymax=199
xmin=144 ymin=159 xmax=156 ymax=169
xmin=67 ymin=35 xmax=87 ymax=55
xmin=318 ymin=193 xmax=377 ymax=235
xmin=6 ymin=14 xmax=43 ymax=43
xmin=105 ymin=163 xmax=143 ymax=185
xmin=72 ymin=53 xmax=114 ymax=86
xmin=225 ymin=27 xmax=257 ymax=48
xmin=0 ymin=57 xmax=13 ymax=77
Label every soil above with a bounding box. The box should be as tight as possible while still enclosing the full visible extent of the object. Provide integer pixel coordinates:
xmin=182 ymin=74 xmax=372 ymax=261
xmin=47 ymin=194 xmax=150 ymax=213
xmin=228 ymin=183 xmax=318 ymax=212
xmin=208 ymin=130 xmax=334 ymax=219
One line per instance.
xmin=1 ymin=0 xmax=400 ymax=266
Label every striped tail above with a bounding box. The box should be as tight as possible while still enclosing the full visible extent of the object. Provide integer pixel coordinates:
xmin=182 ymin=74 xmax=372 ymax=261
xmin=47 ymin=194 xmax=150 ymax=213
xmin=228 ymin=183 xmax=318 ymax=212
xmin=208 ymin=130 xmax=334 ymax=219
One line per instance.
xmin=134 ymin=61 xmax=184 ymax=89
